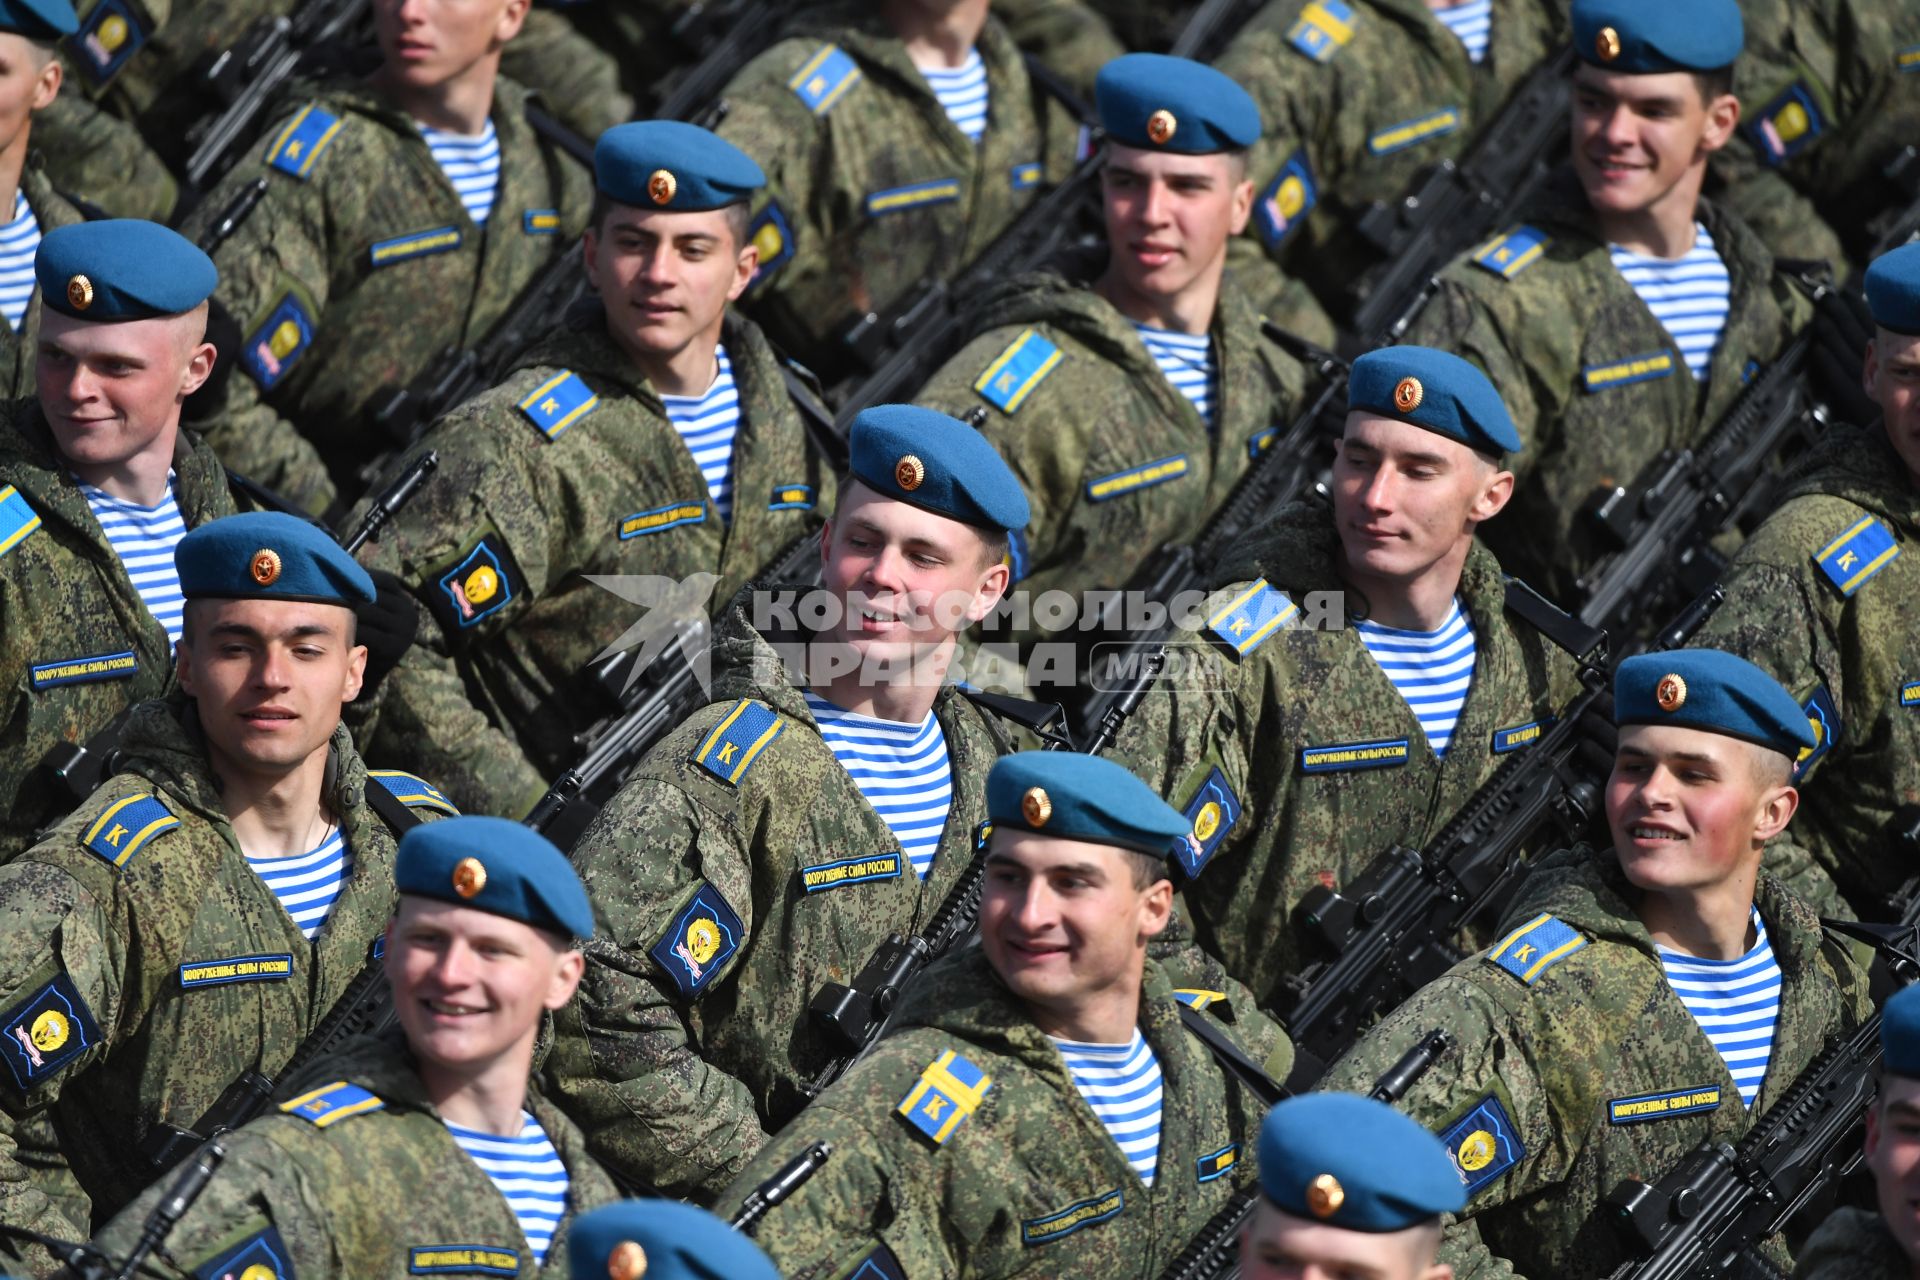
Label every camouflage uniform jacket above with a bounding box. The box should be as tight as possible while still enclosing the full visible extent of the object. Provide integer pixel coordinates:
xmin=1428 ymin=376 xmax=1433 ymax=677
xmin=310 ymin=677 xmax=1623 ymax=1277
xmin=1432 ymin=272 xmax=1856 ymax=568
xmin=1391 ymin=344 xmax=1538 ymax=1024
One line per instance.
xmin=0 ymin=699 xmax=453 ymax=1271
xmin=1791 ymin=1206 xmax=1909 ymax=1279
xmin=1217 ymin=0 xmax=1569 ymax=328
xmin=1404 ymin=190 xmax=1814 ymax=605
xmin=1112 ymin=499 xmax=1584 ymax=1005
xmin=912 ymin=269 xmax=1318 ymax=640
xmin=350 ymin=310 xmax=837 ymax=817
xmin=181 ymin=75 xmax=594 ymax=513
xmin=1320 ymin=847 xmax=1873 ymax=1280
xmin=542 ymin=586 xmax=1021 ymax=1202
xmin=0 ymin=407 xmax=237 ymax=858
xmin=87 ymin=1033 xmax=618 ymax=1279
xmin=717 ymin=2 xmax=1082 ymax=374
xmin=716 ymin=950 xmax=1272 ymax=1280
xmin=0 ymin=164 xmax=86 ymax=401
xmin=1694 ymin=425 xmax=1920 ymax=919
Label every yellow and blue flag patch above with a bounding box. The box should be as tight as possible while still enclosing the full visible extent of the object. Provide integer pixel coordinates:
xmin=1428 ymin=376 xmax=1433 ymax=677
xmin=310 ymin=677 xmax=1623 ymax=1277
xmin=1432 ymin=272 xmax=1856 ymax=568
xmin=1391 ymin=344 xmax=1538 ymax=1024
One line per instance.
xmin=1255 ymin=151 xmax=1316 ymax=250
xmin=789 ymin=44 xmax=862 ymax=114
xmin=1813 ymin=514 xmax=1900 ymax=597
xmin=1368 ymin=108 xmax=1461 ymax=156
xmin=189 ymin=1225 xmax=296 ymax=1280
xmin=1582 ymin=351 xmax=1675 ymax=393
xmin=1473 ymin=225 xmax=1550 ymax=280
xmin=265 ymin=103 xmax=345 ymax=179
xmin=0 ymin=972 xmax=98 ymax=1087
xmin=1487 ymin=912 xmax=1587 ymax=985
xmin=0 ymin=484 xmax=39 ymax=558
xmin=1020 ymin=1188 xmax=1125 ymax=1245
xmin=898 ymin=1048 xmax=993 ymax=1146
xmin=280 ymin=1081 xmax=385 ymax=1128
xmin=692 ymin=699 xmax=785 ymax=786
xmin=1608 ymin=1085 xmax=1722 ymax=1125
xmin=369 ymin=770 xmax=461 ymax=815
xmin=1439 ymin=1094 xmax=1525 ymax=1196
xmin=1172 ymin=989 xmax=1227 ymax=1012
xmin=1287 ymin=0 xmax=1357 ymax=62
xmin=1206 ymin=579 xmax=1296 ymax=657
xmin=84 ymin=793 xmax=178 ymax=868
xmin=975 ymin=328 xmax=1063 ymax=415
xmin=649 ymin=881 xmax=745 ymax=998
xmin=30 ymin=650 xmax=137 ymax=691
xmin=370 ymin=226 xmax=463 ymax=269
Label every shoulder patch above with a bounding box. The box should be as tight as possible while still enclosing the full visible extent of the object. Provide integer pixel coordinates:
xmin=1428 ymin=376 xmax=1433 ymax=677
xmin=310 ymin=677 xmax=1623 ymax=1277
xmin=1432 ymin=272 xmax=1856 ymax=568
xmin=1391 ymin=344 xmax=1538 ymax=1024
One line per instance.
xmin=1010 ymin=161 xmax=1042 ymax=191
xmin=0 ymin=972 xmax=99 ymax=1088
xmin=897 ymin=1048 xmax=993 ymax=1146
xmin=0 ymin=484 xmax=41 ymax=557
xmin=1813 ymin=514 xmax=1900 ymax=597
xmin=1472 ymin=225 xmax=1551 ymax=280
xmin=1205 ymin=579 xmax=1296 ymax=658
xmin=789 ymin=43 xmax=862 ymax=114
xmin=1287 ymin=0 xmax=1357 ymax=62
xmin=1172 ymin=988 xmax=1227 ymax=1012
xmin=1367 ymin=108 xmax=1462 ymax=156
xmin=1021 ymin=1188 xmax=1125 ymax=1246
xmin=846 ymin=1244 xmax=908 ymax=1280
xmin=769 ymin=483 xmax=815 ymax=511
xmin=1491 ymin=717 xmax=1553 ymax=754
xmin=1255 ymin=151 xmax=1316 ymax=251
xmin=1177 ymin=765 xmax=1241 ymax=878
xmin=370 ymin=226 xmax=463 ymax=268
xmin=191 ymin=1225 xmax=296 ymax=1280
xmin=279 ymin=1081 xmax=386 ymax=1127
xmin=265 ymin=103 xmax=345 ymax=180
xmin=1902 ymin=680 xmax=1920 ymax=709
xmin=691 ymin=699 xmax=785 ymax=785
xmin=974 ymin=328 xmax=1062 ymax=415
xmin=1793 ymin=685 xmax=1840 ymax=781
xmin=1087 ymin=454 xmax=1190 ymax=502
xmin=745 ymin=201 xmax=794 ymax=293
xmin=407 ymin=1246 xmax=519 ymax=1275
xmin=1901 ymin=44 xmax=1920 ymax=73
xmin=1745 ymin=81 xmax=1824 ymax=166
xmin=30 ymin=650 xmax=139 ymax=691
xmin=70 ymin=0 xmax=150 ymax=88
xmin=368 ymin=770 xmax=461 ymax=815
xmin=84 ymin=792 xmax=179 ymax=868
xmin=515 ymin=370 xmax=599 ymax=441
xmin=648 ymin=881 xmax=745 ymax=999
xmin=1195 ymin=1143 xmax=1239 ymax=1183
xmin=1608 ymin=1085 xmax=1723 ymax=1125
xmin=430 ymin=533 xmax=525 ymax=632
xmin=1582 ymin=350 xmax=1676 ymax=393
xmin=1486 ymin=912 xmax=1587 ymax=985
xmin=1439 ymin=1094 xmax=1525 ymax=1197
xmin=241 ymin=291 xmax=316 ymax=392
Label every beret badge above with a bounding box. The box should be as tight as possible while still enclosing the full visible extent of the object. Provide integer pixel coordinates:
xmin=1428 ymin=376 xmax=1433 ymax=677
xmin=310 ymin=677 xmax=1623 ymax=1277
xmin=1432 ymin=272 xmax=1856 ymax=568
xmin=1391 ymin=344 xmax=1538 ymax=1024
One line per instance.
xmin=607 ymin=1241 xmax=647 ymax=1280
xmin=1146 ymin=109 xmax=1177 ymax=145
xmin=894 ymin=454 xmax=926 ymax=492
xmin=1306 ymin=1172 xmax=1345 ymax=1218
xmin=249 ymin=548 xmax=282 ymax=587
xmin=648 ymin=169 xmax=676 ymax=206
xmin=67 ymin=275 xmax=93 ymax=311
xmin=452 ymin=856 xmax=488 ymax=899
xmin=1596 ymin=26 xmax=1622 ymax=62
xmin=1021 ymin=786 xmax=1052 ymax=827
xmin=1394 ymin=376 xmax=1424 ymax=413
xmin=1656 ymin=674 xmax=1687 ymax=712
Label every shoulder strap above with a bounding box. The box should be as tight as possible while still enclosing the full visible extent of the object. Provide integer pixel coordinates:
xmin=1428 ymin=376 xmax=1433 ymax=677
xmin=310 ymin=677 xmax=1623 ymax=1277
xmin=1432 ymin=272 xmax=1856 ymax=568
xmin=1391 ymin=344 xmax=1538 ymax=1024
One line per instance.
xmin=1019 ymin=51 xmax=1094 ymax=126
xmin=362 ymin=777 xmax=426 ymax=836
xmin=1503 ymin=576 xmax=1606 ymax=663
xmin=1177 ymin=1003 xmax=1288 ymax=1109
xmin=780 ymin=361 xmax=850 ymax=475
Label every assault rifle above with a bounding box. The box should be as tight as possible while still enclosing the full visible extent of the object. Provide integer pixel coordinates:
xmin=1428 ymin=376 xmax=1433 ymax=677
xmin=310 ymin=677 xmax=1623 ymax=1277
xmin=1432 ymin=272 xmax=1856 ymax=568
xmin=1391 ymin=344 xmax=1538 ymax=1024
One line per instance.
xmin=1868 ymin=146 xmax=1920 ymax=257
xmin=1167 ymin=0 xmax=1266 ymax=61
xmin=649 ymin=0 xmax=783 ymax=126
xmin=1348 ymin=46 xmax=1575 ymax=345
xmin=183 ymin=0 xmax=372 ymax=191
xmin=1573 ymin=288 xmax=1829 ymax=648
xmin=1157 ymin=1029 xmax=1456 ymax=1280
xmin=729 ymin=1142 xmax=832 ymax=1234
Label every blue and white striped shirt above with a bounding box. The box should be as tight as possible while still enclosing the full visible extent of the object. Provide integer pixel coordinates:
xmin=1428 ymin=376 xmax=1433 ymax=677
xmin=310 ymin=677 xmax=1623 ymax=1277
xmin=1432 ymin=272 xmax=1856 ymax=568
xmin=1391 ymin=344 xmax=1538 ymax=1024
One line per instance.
xmin=0 ymin=191 xmax=41 ymax=334
xmin=1433 ymin=0 xmax=1494 ymax=63
xmin=1659 ymin=910 xmax=1781 ymax=1106
xmin=1133 ymin=322 xmax=1216 ymax=427
xmin=1051 ymin=1030 xmax=1164 ymax=1186
xmin=244 ymin=828 xmax=352 ymax=940
xmin=660 ymin=345 xmax=741 ymax=523
xmin=917 ymin=47 xmax=989 ymax=143
xmin=1355 ymin=598 xmax=1476 ymax=757
xmin=445 ymin=1112 xmax=569 ymax=1265
xmin=804 ymin=692 xmax=952 ymax=879
xmin=81 ymin=475 xmax=188 ymax=646
xmin=1610 ymin=224 xmax=1731 ymax=381
xmin=418 ymin=118 xmax=501 ymax=226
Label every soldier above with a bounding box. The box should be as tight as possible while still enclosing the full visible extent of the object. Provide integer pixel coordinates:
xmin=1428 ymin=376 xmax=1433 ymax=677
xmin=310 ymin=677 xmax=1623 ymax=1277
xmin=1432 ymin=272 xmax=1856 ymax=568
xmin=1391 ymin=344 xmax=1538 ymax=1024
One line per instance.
xmin=1216 ymin=0 xmax=1571 ymax=332
xmin=349 ymin=119 xmax=837 ymax=818
xmin=180 ymin=0 xmax=594 ymax=515
xmin=1790 ymin=982 xmax=1920 ymax=1279
xmin=0 ymin=220 xmax=234 ymax=857
xmin=714 ymin=0 xmax=1082 ymax=382
xmin=87 ymin=816 xmax=618 ymax=1278
xmin=567 ymin=1200 xmax=780 ymax=1280
xmin=0 ymin=511 xmax=456 ymax=1273
xmin=1321 ymin=648 xmax=1873 ymax=1277
xmin=1112 ymin=345 xmax=1583 ymax=1009
xmin=1241 ymin=1092 xmax=1465 ymax=1280
xmin=1693 ymin=241 xmax=1920 ymax=920
xmin=718 ymin=749 xmax=1281 ymax=1278
xmin=1400 ymin=0 xmax=1814 ymax=606
xmin=912 ymin=52 xmax=1322 ymax=650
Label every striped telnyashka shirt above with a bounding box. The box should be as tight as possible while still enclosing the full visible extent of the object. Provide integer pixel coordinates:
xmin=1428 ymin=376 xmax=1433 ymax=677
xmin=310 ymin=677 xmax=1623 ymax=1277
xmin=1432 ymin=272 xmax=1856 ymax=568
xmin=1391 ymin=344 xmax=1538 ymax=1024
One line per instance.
xmin=804 ymin=692 xmax=953 ymax=879
xmin=1051 ymin=1030 xmax=1165 ymax=1186
xmin=1609 ymin=223 xmax=1731 ymax=381
xmin=918 ymin=47 xmax=990 ymax=143
xmin=0 ymin=190 xmax=41 ymax=333
xmin=660 ymin=346 xmax=741 ymax=522
xmin=244 ymin=828 xmax=352 ymax=939
xmin=1659 ymin=909 xmax=1781 ymax=1106
xmin=1133 ymin=322 xmax=1217 ymax=427
xmin=1433 ymin=0 xmax=1493 ymax=62
xmin=80 ymin=475 xmax=187 ymax=646
xmin=418 ymin=118 xmax=501 ymax=226
xmin=1354 ymin=598 xmax=1477 ymax=757
xmin=444 ymin=1112 xmax=570 ymax=1265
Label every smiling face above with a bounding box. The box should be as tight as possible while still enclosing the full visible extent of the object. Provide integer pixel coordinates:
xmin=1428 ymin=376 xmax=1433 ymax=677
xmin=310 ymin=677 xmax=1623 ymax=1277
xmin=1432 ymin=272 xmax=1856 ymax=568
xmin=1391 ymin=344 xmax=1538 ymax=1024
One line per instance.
xmin=584 ymin=202 xmax=755 ymax=368
xmin=1866 ymin=328 xmax=1920 ymax=491
xmin=1240 ymin=1199 xmax=1450 ymax=1280
xmin=1570 ymin=65 xmax=1738 ymax=222
xmin=1099 ymin=143 xmax=1252 ymax=306
xmin=36 ymin=307 xmax=214 ymax=475
xmin=385 ymin=896 xmax=584 ymax=1077
xmin=373 ymin=0 xmax=527 ymax=89
xmin=1606 ymin=723 xmax=1797 ymax=896
xmin=1330 ymin=413 xmax=1512 ymax=589
xmin=1867 ymin=1075 xmax=1920 ymax=1265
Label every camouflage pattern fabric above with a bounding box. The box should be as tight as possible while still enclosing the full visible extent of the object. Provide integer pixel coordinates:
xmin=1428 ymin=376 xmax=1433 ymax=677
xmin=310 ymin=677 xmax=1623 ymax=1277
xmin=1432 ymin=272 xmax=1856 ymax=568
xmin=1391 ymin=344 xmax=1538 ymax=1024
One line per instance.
xmin=542 ymin=584 xmax=1020 ymax=1202
xmin=1694 ymin=425 xmax=1920 ymax=920
xmin=86 ymin=1033 xmax=618 ymax=1279
xmin=30 ymin=94 xmax=176 ymax=222
xmin=347 ymin=311 xmax=836 ymax=818
xmin=992 ymin=0 xmax=1128 ymax=98
xmin=715 ymin=950 xmax=1272 ymax=1280
xmin=1791 ymin=1205 xmax=1910 ymax=1279
xmin=716 ymin=2 xmax=1082 ymax=377
xmin=1111 ymin=500 xmax=1584 ymax=1006
xmin=1217 ymin=0 xmax=1569 ymax=330
xmin=499 ymin=6 xmax=634 ymax=141
xmin=1402 ymin=189 xmax=1814 ymax=607
xmin=1320 ymin=846 xmax=1872 ymax=1280
xmin=912 ymin=268 xmax=1321 ymax=650
xmin=0 ymin=407 xmax=237 ymax=859
xmin=180 ymin=76 xmax=594 ymax=514
xmin=0 ymin=699 xmax=449 ymax=1274
xmin=0 ymin=165 xmax=86 ymax=403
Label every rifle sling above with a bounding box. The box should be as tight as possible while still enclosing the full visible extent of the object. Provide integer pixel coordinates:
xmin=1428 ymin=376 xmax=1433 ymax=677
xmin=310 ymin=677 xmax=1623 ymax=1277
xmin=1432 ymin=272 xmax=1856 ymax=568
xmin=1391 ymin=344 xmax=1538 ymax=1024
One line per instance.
xmin=1177 ymin=1003 xmax=1288 ymax=1110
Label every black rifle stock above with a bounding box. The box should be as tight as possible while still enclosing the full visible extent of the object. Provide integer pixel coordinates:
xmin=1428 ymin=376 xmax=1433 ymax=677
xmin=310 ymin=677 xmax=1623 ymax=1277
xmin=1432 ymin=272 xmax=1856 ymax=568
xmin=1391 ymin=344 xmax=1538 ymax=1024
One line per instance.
xmin=728 ymin=1141 xmax=832 ymax=1234
xmin=1167 ymin=0 xmax=1265 ymax=61
xmin=650 ymin=0 xmax=780 ymax=125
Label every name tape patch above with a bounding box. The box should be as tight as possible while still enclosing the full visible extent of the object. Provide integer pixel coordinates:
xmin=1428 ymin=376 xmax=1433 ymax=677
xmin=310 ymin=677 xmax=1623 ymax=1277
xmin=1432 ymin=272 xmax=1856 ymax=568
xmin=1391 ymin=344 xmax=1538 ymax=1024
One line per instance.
xmin=1021 ymin=1188 xmax=1124 ymax=1245
xmin=179 ymin=953 xmax=295 ymax=989
xmin=799 ymin=853 xmax=903 ymax=893
xmin=620 ymin=502 xmax=707 ymax=539
xmin=408 ymin=1246 xmax=520 ymax=1276
xmin=1608 ymin=1086 xmax=1722 ymax=1125
xmin=1300 ymin=738 xmax=1410 ymax=774
xmin=31 ymin=651 xmax=138 ymax=691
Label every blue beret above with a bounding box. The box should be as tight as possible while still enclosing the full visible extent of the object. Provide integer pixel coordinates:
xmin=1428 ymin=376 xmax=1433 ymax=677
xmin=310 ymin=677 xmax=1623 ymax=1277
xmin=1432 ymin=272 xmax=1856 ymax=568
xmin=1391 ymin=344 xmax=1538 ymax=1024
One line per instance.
xmin=394 ymin=816 xmax=594 ymax=940
xmin=0 ymin=0 xmax=75 ymax=37
xmin=1614 ymin=648 xmax=1816 ymax=755
xmin=1348 ymin=345 xmax=1522 ymax=456
xmin=1259 ymin=1093 xmax=1465 ymax=1231
xmin=594 ymin=120 xmax=764 ymax=213
xmin=1096 ymin=53 xmax=1260 ymax=154
xmin=568 ymin=1201 xmax=779 ymax=1280
xmin=1885 ymin=985 xmax=1920 ymax=1077
xmin=175 ymin=512 xmax=375 ymax=606
xmin=987 ymin=751 xmax=1190 ymax=858
xmin=1572 ymin=0 xmax=1743 ymax=73
xmin=1865 ymin=243 xmax=1920 ymax=337
xmin=848 ymin=404 xmax=1029 ymax=533
xmin=37 ymin=220 xmax=217 ymax=321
